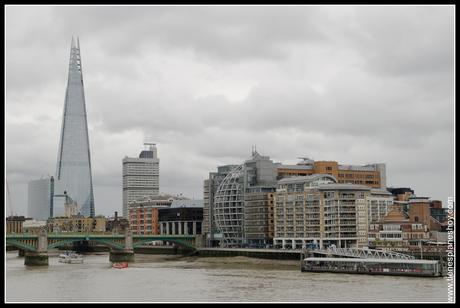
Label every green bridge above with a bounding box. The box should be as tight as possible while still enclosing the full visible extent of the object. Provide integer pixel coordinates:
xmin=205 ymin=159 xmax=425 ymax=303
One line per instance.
xmin=6 ymin=231 xmax=200 ymax=266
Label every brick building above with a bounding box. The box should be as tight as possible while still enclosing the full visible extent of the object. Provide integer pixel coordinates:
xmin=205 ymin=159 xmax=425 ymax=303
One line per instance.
xmin=276 ymin=158 xmax=386 ymax=189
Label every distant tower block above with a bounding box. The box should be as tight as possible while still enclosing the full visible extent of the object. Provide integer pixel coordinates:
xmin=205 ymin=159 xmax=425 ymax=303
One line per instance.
xmin=122 ymin=143 xmax=160 ymax=218
xmin=55 ymin=37 xmax=95 ymax=217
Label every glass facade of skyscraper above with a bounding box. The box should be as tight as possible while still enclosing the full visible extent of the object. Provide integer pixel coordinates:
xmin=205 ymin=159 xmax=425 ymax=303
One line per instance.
xmin=55 ymin=38 xmax=95 ymax=217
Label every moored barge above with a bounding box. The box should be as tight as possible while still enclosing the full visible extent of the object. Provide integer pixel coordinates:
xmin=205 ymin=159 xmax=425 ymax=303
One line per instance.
xmin=301 ymin=257 xmax=442 ymax=277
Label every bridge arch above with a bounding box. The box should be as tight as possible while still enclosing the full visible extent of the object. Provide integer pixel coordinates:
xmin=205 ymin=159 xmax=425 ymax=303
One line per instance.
xmin=7 ymin=234 xmax=198 ymax=253
xmin=47 ymin=238 xmax=125 ymax=250
xmin=6 ymin=240 xmax=37 ymax=252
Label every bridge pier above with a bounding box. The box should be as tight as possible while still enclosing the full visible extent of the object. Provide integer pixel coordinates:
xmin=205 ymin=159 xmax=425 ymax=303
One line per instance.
xmin=18 ymin=249 xmax=25 ymax=257
xmin=194 ymin=235 xmax=204 ymax=248
xmin=109 ymin=250 xmax=135 ymax=263
xmin=25 ymin=229 xmax=49 ymax=266
xmin=24 ymin=251 xmax=49 ymax=266
xmin=110 ymin=230 xmax=135 ymax=263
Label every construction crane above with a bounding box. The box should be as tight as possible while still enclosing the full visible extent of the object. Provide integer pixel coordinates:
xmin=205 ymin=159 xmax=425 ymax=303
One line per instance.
xmin=5 ymin=177 xmax=16 ymax=216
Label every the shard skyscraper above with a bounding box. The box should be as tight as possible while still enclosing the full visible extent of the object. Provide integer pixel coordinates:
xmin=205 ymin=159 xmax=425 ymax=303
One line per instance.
xmin=55 ymin=37 xmax=95 ymax=217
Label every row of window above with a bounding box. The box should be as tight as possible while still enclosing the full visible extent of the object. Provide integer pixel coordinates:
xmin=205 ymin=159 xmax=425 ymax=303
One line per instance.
xmin=123 ymin=179 xmax=159 ymax=184
xmin=338 ymin=173 xmax=377 ymax=179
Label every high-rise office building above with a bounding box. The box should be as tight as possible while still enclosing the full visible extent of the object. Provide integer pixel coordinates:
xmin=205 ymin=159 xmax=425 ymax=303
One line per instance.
xmin=213 ymin=150 xmax=277 ymax=247
xmin=122 ymin=143 xmax=160 ymax=218
xmin=54 ymin=37 xmax=95 ymax=217
xmin=243 ymin=151 xmax=277 ymax=246
xmin=27 ymin=176 xmax=54 ymax=220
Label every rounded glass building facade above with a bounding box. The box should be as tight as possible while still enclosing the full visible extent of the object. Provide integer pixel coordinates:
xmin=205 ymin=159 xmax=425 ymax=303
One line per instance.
xmin=213 ymin=165 xmax=245 ymax=247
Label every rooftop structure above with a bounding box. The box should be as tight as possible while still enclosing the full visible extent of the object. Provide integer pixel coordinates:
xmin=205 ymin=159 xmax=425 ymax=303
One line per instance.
xmin=170 ymin=199 xmax=204 ymax=208
xmin=277 ymin=159 xmax=386 ymax=189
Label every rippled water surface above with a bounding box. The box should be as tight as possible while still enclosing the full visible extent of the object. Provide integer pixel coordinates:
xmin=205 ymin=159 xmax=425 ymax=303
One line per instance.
xmin=5 ymin=252 xmax=449 ymax=302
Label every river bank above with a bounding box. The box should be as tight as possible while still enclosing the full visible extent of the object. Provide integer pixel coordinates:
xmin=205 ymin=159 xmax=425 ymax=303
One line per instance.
xmin=134 ymin=253 xmax=300 ymax=270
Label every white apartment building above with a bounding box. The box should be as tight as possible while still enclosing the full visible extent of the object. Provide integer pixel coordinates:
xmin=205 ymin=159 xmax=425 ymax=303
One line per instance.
xmin=273 ymin=174 xmax=372 ymax=250
xmin=122 ymin=143 xmax=160 ymax=218
xmin=367 ymin=188 xmax=395 ymax=224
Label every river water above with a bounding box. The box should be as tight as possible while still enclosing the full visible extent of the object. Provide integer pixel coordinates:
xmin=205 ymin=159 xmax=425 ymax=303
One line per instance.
xmin=5 ymin=252 xmax=449 ymax=302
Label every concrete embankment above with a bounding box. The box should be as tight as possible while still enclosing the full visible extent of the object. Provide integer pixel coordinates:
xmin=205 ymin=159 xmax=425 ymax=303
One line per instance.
xmin=195 ymin=248 xmax=301 ymax=260
xmin=134 ymin=246 xmax=177 ymax=255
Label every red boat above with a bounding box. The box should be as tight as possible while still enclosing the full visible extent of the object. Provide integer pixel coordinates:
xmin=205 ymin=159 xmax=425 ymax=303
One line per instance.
xmin=112 ymin=262 xmax=128 ymax=269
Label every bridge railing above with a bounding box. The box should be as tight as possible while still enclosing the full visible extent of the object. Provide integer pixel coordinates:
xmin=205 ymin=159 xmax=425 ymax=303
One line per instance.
xmin=320 ymin=247 xmax=415 ymax=260
xmin=7 ymin=232 xmax=198 ymax=236
xmin=7 ymin=232 xmax=120 ymax=237
xmin=7 ymin=233 xmax=199 ymax=252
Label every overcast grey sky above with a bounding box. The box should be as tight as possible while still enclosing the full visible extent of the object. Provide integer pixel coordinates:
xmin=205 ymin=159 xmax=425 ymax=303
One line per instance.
xmin=5 ymin=5 xmax=455 ymax=216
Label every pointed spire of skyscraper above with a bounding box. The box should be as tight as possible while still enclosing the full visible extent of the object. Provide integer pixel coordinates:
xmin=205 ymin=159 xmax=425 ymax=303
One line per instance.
xmin=68 ymin=36 xmax=82 ymax=75
xmin=55 ymin=37 xmax=95 ymax=217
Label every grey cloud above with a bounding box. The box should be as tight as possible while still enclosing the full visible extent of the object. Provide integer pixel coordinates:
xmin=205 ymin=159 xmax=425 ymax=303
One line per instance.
xmin=347 ymin=6 xmax=454 ymax=77
xmin=38 ymin=6 xmax=329 ymax=61
xmin=5 ymin=5 xmax=454 ymax=216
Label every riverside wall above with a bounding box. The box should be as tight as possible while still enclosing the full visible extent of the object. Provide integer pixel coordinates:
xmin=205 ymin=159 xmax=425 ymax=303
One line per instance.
xmin=195 ymin=248 xmax=301 ymax=260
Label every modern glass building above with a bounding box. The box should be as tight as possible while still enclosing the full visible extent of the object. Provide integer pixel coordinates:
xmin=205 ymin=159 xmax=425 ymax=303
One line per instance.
xmin=213 ymin=164 xmax=245 ymax=247
xmin=203 ymin=164 xmax=238 ymax=247
xmin=54 ymin=37 xmax=95 ymax=217
xmin=27 ymin=176 xmax=54 ymax=220
xmin=213 ymin=151 xmax=278 ymax=247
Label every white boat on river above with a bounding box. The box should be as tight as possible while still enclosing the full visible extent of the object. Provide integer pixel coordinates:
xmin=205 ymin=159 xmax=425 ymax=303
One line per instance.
xmin=58 ymin=251 xmax=84 ymax=264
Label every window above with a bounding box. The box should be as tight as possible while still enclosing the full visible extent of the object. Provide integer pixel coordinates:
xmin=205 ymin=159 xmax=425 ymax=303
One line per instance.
xmin=324 ymin=191 xmax=335 ymax=199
